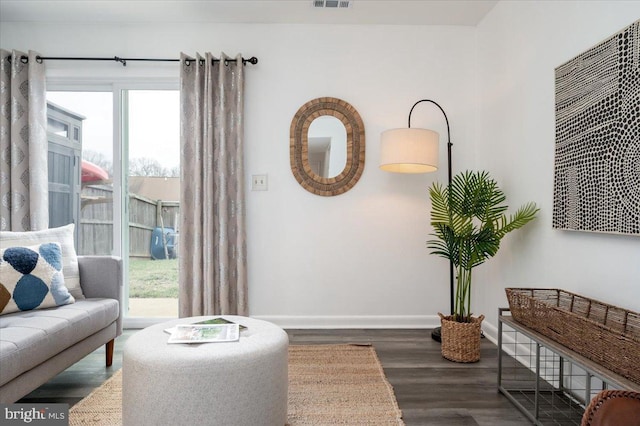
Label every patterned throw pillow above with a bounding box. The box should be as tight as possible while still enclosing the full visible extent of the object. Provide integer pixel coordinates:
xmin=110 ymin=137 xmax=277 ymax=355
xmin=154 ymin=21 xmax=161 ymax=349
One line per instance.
xmin=0 ymin=242 xmax=75 ymax=315
xmin=0 ymin=224 xmax=84 ymax=299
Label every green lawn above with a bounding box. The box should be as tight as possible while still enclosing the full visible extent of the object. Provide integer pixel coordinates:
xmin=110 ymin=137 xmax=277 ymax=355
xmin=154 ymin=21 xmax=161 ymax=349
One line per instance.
xmin=129 ymin=258 xmax=178 ymax=298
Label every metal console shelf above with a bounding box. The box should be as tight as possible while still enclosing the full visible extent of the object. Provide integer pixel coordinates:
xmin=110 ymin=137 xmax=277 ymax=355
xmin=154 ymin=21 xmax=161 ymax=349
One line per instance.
xmin=498 ymin=308 xmax=640 ymax=426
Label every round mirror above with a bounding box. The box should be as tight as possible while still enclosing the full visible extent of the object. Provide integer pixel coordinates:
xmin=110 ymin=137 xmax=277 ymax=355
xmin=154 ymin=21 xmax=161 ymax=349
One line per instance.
xmin=290 ymin=97 xmax=365 ymax=196
xmin=307 ymin=116 xmax=347 ymax=178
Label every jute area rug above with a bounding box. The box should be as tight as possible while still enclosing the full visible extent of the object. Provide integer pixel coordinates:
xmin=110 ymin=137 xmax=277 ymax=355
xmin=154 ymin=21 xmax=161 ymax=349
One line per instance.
xmin=70 ymin=344 xmax=404 ymax=425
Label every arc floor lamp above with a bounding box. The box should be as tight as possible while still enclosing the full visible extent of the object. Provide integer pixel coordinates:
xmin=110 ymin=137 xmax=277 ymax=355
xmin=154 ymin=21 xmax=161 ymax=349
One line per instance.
xmin=379 ymin=99 xmax=453 ymax=342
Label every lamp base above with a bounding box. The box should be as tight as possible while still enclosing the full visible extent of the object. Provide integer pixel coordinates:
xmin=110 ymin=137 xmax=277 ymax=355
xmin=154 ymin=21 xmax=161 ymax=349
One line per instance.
xmin=431 ymin=326 xmax=442 ymax=343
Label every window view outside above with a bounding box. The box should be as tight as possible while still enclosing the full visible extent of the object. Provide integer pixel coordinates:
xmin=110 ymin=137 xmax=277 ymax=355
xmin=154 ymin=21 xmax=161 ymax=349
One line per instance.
xmin=126 ymin=90 xmax=180 ymax=318
xmin=46 ymin=91 xmax=114 ymax=256
xmin=46 ymin=89 xmax=180 ymax=319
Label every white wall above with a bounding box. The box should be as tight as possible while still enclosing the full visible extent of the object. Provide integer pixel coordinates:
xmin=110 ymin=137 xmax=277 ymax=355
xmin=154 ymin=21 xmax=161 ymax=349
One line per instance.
xmin=4 ymin=1 xmax=637 ymax=331
xmin=1 ymin=22 xmax=477 ymax=327
xmin=475 ymin=2 xmax=640 ymax=339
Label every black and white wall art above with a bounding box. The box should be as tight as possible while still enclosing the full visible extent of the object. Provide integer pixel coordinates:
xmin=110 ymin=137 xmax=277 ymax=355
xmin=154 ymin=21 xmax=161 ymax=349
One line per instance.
xmin=553 ymin=20 xmax=639 ymax=235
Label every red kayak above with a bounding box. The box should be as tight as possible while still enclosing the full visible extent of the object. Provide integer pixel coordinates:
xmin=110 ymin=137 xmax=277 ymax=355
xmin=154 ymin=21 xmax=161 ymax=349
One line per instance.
xmin=81 ymin=160 xmax=109 ymax=182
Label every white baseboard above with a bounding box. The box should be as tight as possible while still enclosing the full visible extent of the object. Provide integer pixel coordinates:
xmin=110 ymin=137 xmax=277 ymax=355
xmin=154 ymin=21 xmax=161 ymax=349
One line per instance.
xmin=481 ymin=321 xmax=499 ymax=344
xmin=252 ymin=315 xmax=441 ymax=329
xmin=124 ymin=315 xmax=501 ymax=332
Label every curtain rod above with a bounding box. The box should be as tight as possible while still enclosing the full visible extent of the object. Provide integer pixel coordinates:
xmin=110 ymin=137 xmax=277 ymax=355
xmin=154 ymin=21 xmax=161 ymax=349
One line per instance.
xmin=8 ymin=55 xmax=259 ymax=67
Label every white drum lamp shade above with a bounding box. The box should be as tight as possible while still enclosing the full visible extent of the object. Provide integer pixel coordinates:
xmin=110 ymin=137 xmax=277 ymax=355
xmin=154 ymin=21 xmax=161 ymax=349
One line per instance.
xmin=379 ymin=128 xmax=439 ymax=173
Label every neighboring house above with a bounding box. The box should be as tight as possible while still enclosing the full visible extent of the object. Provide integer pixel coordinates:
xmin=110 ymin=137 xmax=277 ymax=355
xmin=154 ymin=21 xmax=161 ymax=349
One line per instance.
xmin=129 ymin=176 xmax=180 ymax=202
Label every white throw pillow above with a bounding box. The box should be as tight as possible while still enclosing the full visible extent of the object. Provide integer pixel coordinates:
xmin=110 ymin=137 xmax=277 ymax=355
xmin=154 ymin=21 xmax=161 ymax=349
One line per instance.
xmin=0 ymin=224 xmax=84 ymax=299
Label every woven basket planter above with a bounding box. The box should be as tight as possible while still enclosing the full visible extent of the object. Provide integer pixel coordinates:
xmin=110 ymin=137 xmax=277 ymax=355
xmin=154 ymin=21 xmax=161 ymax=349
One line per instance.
xmin=506 ymin=288 xmax=640 ymax=384
xmin=439 ymin=313 xmax=485 ymax=363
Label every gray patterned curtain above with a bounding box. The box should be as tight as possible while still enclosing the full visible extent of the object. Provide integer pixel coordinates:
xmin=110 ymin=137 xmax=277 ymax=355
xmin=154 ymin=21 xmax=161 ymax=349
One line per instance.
xmin=0 ymin=50 xmax=48 ymax=231
xmin=179 ymin=52 xmax=248 ymax=317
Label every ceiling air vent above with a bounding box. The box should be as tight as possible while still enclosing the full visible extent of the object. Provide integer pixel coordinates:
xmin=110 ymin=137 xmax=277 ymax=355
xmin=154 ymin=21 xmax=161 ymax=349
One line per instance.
xmin=313 ymin=0 xmax=351 ymax=8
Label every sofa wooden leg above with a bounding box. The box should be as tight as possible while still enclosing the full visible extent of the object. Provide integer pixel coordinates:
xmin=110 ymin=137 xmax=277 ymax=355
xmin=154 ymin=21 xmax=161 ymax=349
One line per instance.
xmin=106 ymin=339 xmax=115 ymax=367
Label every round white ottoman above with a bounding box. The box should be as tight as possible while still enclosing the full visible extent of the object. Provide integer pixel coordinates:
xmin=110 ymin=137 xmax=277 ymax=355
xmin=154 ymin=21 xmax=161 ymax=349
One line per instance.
xmin=122 ymin=316 xmax=288 ymax=426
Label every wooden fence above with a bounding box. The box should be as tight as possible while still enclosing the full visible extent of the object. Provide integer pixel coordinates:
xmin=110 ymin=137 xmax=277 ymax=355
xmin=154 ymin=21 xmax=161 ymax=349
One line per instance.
xmin=79 ymin=185 xmax=179 ymax=258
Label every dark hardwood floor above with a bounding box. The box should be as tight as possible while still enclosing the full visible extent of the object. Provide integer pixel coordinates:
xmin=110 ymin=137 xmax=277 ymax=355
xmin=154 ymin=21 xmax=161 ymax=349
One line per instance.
xmin=19 ymin=328 xmax=531 ymax=425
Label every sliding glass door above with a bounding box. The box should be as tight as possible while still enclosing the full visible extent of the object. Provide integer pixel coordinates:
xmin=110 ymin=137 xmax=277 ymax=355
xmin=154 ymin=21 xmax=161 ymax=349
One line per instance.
xmin=46 ymin=84 xmax=180 ymax=325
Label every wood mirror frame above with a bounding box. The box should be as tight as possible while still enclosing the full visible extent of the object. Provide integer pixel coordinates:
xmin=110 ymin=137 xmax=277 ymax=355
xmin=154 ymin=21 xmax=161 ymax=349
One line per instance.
xmin=290 ymin=97 xmax=365 ymax=196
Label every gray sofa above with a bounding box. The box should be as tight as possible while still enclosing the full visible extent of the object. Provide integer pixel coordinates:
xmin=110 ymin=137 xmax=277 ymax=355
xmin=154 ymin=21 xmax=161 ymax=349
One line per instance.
xmin=0 ymin=256 xmax=123 ymax=403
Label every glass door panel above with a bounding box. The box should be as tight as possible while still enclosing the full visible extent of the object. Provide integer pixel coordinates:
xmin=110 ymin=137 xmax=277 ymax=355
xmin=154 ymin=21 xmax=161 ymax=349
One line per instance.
xmin=46 ymin=91 xmax=115 ymax=256
xmin=125 ymin=90 xmax=180 ymax=318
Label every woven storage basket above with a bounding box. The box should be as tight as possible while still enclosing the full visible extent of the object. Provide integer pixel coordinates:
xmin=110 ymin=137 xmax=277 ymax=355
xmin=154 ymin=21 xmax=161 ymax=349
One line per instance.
xmin=505 ymin=288 xmax=640 ymax=384
xmin=439 ymin=313 xmax=485 ymax=363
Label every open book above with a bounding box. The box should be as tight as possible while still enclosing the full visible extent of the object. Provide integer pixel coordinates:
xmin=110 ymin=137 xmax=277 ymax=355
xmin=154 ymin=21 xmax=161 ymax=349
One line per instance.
xmin=167 ymin=323 xmax=240 ymax=344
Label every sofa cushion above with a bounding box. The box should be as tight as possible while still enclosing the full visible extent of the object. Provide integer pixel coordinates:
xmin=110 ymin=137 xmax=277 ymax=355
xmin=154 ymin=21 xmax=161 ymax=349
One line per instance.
xmin=0 ymin=243 xmax=75 ymax=315
xmin=0 ymin=224 xmax=84 ymax=300
xmin=0 ymin=298 xmax=119 ymax=387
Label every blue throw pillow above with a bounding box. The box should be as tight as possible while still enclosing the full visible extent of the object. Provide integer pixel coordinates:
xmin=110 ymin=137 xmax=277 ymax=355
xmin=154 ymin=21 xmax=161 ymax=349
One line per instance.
xmin=0 ymin=242 xmax=75 ymax=315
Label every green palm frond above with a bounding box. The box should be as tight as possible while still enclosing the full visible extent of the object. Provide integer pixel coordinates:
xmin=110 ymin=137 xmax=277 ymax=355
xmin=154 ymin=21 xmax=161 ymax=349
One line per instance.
xmin=497 ymin=202 xmax=540 ymax=237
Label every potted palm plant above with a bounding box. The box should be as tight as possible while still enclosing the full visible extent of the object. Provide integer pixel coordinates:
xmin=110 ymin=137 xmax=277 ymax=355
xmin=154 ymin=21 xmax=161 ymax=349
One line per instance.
xmin=428 ymin=170 xmax=539 ymax=362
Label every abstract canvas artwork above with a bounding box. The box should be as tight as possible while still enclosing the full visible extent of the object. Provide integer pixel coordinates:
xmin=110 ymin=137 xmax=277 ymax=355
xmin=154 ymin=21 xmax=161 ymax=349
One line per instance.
xmin=553 ymin=20 xmax=639 ymax=235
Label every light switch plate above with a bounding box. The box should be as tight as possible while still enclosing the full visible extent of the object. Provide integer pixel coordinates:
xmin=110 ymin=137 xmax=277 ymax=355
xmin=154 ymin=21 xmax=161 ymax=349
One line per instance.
xmin=252 ymin=174 xmax=268 ymax=191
